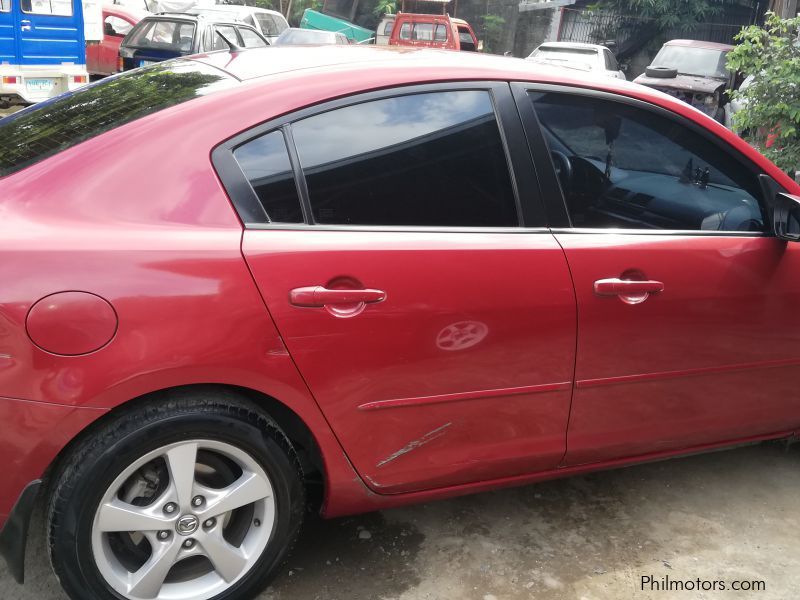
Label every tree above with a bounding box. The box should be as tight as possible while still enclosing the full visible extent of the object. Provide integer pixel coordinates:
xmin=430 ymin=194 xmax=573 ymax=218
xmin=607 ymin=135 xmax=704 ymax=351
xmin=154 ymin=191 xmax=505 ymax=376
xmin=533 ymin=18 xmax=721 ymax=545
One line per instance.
xmin=589 ymin=0 xmax=734 ymax=31
xmin=372 ymin=0 xmax=395 ymax=18
xmin=481 ymin=14 xmax=505 ymax=53
xmin=727 ymin=12 xmax=800 ymax=175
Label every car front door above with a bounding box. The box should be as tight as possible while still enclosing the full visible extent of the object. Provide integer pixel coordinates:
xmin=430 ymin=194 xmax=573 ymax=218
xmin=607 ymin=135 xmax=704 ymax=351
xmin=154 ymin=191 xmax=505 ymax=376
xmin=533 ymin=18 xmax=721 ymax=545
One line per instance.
xmin=215 ymin=83 xmax=578 ymax=494
xmin=515 ymin=83 xmax=800 ymax=466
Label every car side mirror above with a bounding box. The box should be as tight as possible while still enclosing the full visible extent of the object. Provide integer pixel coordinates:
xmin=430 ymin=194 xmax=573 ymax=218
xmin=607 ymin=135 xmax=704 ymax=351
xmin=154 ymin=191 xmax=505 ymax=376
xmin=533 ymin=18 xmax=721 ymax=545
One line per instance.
xmin=772 ymin=192 xmax=800 ymax=242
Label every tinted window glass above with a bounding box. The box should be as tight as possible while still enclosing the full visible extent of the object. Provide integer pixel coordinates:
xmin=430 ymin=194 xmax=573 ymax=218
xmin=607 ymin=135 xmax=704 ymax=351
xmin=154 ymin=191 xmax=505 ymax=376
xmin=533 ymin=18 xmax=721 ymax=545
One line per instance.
xmin=238 ymin=26 xmax=267 ymax=48
xmin=399 ymin=22 xmax=411 ymax=40
xmin=233 ymin=131 xmax=302 ymax=223
xmin=434 ymin=24 xmax=447 ymax=41
xmin=383 ymin=21 xmax=394 ymax=35
xmin=128 ymin=20 xmax=195 ymax=52
xmin=530 ymin=92 xmax=764 ymax=232
xmin=0 ymin=61 xmax=235 ymax=177
xmin=292 ymin=91 xmax=517 ymax=227
xmin=22 ymin=0 xmax=72 ymax=15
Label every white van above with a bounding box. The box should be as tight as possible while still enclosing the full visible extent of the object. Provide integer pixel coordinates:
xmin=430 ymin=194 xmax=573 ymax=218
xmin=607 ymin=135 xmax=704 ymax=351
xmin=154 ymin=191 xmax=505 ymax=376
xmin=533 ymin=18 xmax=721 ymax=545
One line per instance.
xmin=187 ymin=5 xmax=288 ymax=44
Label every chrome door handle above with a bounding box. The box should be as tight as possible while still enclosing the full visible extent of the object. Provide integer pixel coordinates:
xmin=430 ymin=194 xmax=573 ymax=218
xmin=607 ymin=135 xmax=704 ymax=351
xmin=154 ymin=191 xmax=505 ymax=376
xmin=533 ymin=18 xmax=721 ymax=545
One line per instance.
xmin=594 ymin=279 xmax=664 ymax=296
xmin=20 ymin=20 xmax=32 ymax=31
xmin=289 ymin=286 xmax=386 ymax=307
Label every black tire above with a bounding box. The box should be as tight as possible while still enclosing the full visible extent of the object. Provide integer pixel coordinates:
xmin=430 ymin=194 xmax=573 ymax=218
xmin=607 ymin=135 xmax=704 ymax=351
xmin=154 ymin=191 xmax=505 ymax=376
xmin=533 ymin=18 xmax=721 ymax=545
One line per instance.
xmin=645 ymin=66 xmax=678 ymax=79
xmin=47 ymin=388 xmax=305 ymax=600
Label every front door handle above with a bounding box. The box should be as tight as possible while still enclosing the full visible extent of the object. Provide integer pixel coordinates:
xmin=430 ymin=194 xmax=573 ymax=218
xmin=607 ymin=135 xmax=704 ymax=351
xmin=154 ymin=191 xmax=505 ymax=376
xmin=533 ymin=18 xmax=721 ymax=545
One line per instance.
xmin=594 ymin=279 xmax=665 ymax=296
xmin=289 ymin=286 xmax=386 ymax=307
xmin=20 ymin=20 xmax=32 ymax=31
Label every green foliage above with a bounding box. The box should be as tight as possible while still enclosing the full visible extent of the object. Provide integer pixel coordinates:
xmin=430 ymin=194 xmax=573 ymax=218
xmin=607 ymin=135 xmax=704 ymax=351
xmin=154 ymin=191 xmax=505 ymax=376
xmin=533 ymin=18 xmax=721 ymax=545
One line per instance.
xmin=481 ymin=14 xmax=505 ymax=54
xmin=727 ymin=12 xmax=800 ymax=174
xmin=287 ymin=0 xmax=322 ymax=27
xmin=589 ymin=0 xmax=734 ymax=31
xmin=372 ymin=0 xmax=395 ymax=18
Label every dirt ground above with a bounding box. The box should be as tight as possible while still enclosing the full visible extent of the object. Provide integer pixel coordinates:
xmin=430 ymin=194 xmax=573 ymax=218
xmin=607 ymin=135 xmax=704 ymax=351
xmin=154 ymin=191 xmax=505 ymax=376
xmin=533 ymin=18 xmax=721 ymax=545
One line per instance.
xmin=1 ymin=442 xmax=799 ymax=600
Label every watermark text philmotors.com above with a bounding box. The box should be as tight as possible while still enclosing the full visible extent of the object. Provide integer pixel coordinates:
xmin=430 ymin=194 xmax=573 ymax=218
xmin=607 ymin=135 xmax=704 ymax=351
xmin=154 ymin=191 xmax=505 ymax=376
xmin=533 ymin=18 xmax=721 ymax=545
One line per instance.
xmin=641 ymin=575 xmax=766 ymax=592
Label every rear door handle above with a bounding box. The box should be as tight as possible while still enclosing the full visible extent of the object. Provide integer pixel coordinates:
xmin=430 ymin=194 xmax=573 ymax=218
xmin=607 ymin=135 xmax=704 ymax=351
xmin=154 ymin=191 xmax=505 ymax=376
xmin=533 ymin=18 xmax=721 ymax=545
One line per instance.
xmin=594 ymin=278 xmax=664 ymax=296
xmin=20 ymin=20 xmax=32 ymax=31
xmin=289 ymin=286 xmax=386 ymax=307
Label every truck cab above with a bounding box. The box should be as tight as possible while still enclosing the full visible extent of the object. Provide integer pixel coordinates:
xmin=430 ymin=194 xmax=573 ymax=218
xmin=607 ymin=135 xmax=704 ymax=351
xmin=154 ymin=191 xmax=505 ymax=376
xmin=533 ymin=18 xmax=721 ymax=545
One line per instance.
xmin=0 ymin=0 xmax=90 ymax=105
xmin=388 ymin=12 xmax=479 ymax=51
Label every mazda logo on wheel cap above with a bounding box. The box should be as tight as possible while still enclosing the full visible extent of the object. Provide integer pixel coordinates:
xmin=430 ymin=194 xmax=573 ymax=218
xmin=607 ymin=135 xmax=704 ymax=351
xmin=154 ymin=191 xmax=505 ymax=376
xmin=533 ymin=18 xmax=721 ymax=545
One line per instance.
xmin=176 ymin=515 xmax=199 ymax=536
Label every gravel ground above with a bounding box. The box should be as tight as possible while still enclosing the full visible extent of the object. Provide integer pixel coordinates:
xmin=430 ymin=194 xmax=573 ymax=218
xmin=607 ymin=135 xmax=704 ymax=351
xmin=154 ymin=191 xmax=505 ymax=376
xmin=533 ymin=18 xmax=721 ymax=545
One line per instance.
xmin=1 ymin=442 xmax=799 ymax=600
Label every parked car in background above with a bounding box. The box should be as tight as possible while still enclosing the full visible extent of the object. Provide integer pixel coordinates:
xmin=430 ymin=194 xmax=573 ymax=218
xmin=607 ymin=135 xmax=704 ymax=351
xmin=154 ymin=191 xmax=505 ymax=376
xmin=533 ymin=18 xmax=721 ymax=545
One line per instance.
xmin=1 ymin=45 xmax=799 ymax=600
xmin=634 ymin=39 xmax=739 ymax=124
xmin=119 ymin=13 xmax=268 ymax=70
xmin=389 ymin=12 xmax=479 ymax=51
xmin=376 ymin=13 xmax=395 ymax=45
xmin=527 ymin=41 xmax=626 ymax=80
xmin=87 ymin=5 xmax=147 ymax=77
xmin=187 ymin=5 xmax=288 ymax=44
xmin=274 ymin=27 xmax=349 ymax=45
xmin=0 ymin=0 xmax=90 ymax=106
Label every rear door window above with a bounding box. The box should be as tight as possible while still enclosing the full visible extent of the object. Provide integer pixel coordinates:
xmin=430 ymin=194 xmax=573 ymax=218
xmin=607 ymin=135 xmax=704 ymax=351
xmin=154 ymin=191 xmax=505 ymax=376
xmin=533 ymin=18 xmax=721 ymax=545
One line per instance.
xmin=0 ymin=0 xmax=9 ymax=11
xmin=290 ymin=90 xmax=518 ymax=227
xmin=434 ymin=24 xmax=447 ymax=42
xmin=128 ymin=20 xmax=196 ymax=51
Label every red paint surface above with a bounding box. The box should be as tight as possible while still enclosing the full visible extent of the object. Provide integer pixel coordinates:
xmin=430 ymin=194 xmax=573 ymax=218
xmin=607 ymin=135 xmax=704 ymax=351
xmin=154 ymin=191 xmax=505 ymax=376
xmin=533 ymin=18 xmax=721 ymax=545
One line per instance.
xmin=0 ymin=48 xmax=799 ymax=525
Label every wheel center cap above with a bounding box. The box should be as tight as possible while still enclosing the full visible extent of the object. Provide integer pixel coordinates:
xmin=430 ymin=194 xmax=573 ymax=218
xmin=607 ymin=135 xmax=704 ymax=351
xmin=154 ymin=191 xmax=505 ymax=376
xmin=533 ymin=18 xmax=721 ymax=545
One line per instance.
xmin=176 ymin=514 xmax=199 ymax=536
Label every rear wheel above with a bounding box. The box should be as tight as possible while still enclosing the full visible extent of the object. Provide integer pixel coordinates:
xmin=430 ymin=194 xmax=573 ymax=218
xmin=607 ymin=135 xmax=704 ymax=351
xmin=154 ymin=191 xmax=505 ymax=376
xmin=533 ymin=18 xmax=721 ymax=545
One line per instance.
xmin=47 ymin=390 xmax=305 ymax=600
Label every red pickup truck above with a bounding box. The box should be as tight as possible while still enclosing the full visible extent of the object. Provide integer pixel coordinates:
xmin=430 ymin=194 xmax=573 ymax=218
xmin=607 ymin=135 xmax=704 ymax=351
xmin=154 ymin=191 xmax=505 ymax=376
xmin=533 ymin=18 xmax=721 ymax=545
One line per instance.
xmin=388 ymin=12 xmax=479 ymax=51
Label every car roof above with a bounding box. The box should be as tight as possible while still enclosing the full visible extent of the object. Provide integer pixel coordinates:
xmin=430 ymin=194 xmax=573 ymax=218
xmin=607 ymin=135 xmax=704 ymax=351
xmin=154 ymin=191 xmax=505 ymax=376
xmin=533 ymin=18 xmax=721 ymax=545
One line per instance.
xmin=664 ymin=39 xmax=734 ymax=51
xmin=538 ymin=42 xmax=605 ymax=51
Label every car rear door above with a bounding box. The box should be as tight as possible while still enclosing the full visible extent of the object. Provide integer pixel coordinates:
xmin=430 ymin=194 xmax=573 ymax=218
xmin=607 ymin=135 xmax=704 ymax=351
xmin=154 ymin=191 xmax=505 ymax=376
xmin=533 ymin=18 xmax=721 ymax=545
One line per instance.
xmin=514 ymin=83 xmax=800 ymax=466
xmin=215 ymin=82 xmax=578 ymax=494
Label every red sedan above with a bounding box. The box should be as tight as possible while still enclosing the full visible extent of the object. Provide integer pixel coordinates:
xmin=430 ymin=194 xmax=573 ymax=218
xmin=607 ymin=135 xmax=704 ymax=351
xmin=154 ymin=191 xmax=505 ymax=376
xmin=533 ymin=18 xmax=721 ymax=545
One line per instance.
xmin=0 ymin=47 xmax=798 ymax=600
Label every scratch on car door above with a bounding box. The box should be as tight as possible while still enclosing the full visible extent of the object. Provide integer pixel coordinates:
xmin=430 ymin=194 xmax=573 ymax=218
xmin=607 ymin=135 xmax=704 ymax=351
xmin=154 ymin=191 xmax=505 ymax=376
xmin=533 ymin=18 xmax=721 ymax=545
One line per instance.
xmin=376 ymin=423 xmax=452 ymax=468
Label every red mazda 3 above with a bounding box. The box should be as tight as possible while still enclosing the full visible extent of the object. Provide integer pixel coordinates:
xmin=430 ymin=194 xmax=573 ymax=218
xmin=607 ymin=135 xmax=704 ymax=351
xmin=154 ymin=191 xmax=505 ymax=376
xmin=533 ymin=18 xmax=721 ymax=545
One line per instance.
xmin=0 ymin=46 xmax=798 ymax=600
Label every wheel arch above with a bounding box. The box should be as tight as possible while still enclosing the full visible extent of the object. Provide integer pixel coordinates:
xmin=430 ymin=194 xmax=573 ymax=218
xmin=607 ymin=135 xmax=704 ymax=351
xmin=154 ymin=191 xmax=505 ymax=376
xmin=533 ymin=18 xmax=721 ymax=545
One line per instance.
xmin=43 ymin=383 xmax=328 ymax=514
